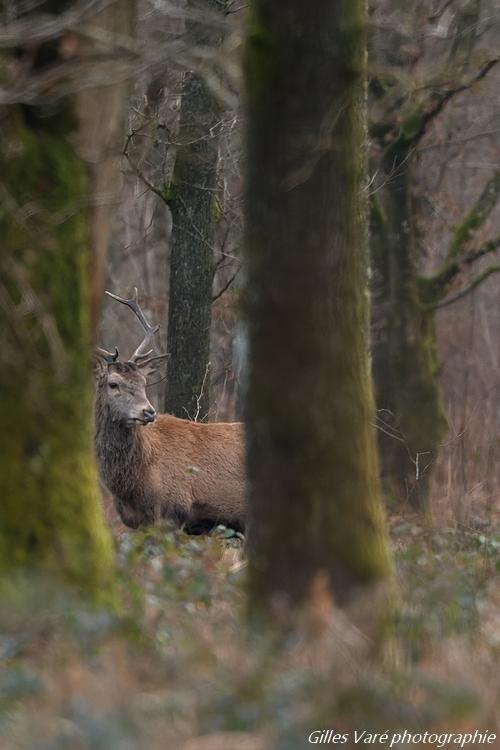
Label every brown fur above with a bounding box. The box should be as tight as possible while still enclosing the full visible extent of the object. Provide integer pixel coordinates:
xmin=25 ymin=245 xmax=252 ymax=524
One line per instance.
xmin=94 ymin=358 xmax=246 ymax=532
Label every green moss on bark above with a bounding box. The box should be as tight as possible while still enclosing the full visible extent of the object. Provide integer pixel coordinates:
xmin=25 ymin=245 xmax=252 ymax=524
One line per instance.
xmin=400 ymin=104 xmax=424 ymax=141
xmin=244 ymin=0 xmax=392 ymax=613
xmin=371 ymin=160 xmax=447 ymax=510
xmin=0 ymin=106 xmax=115 ymax=604
xmin=244 ymin=3 xmax=276 ymax=106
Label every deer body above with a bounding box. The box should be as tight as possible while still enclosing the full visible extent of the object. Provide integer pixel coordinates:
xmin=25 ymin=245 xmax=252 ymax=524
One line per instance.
xmin=95 ymin=289 xmax=246 ymax=533
xmin=95 ymin=400 xmax=245 ymax=531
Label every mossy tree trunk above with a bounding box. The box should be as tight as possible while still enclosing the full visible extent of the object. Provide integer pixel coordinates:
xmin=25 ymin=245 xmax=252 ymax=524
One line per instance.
xmin=0 ymin=2 xmax=132 ymax=601
xmin=371 ymin=136 xmax=500 ymax=511
xmin=164 ymin=0 xmax=223 ymax=421
xmin=244 ymin=0 xmax=392 ymax=616
xmin=370 ymin=141 xmax=447 ymax=511
xmin=368 ymin=27 xmax=500 ymax=512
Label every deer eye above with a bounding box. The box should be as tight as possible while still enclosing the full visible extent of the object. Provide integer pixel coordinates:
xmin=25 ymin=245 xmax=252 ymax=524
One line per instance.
xmin=109 ymin=382 xmax=119 ymax=390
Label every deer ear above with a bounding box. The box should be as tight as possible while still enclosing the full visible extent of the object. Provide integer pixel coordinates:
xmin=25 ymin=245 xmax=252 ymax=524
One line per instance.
xmin=136 ymin=353 xmax=169 ymax=380
xmin=94 ymin=347 xmax=119 ymax=376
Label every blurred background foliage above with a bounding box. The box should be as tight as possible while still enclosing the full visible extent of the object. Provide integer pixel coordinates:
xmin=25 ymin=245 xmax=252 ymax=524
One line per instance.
xmin=0 ymin=520 xmax=498 ymax=748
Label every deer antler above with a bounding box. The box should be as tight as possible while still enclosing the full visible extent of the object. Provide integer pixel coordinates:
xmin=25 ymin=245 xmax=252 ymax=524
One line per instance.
xmin=105 ymin=287 xmax=160 ymax=361
xmin=96 ymin=347 xmax=119 ymax=363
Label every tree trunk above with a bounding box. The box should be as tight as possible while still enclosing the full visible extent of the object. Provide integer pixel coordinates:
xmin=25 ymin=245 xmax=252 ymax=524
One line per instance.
xmin=0 ymin=1 xmax=132 ymax=600
xmin=371 ymin=143 xmax=447 ymax=511
xmin=244 ymin=0 xmax=391 ymax=616
xmin=164 ymin=0 xmax=223 ymax=421
xmin=74 ymin=3 xmax=136 ymax=335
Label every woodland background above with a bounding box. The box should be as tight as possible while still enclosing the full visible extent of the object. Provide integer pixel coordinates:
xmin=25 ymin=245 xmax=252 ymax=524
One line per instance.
xmin=103 ymin=0 xmax=500 ymax=521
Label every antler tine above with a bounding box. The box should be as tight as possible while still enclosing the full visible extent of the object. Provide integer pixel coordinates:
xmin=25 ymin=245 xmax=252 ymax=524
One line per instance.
xmin=96 ymin=347 xmax=119 ymax=363
xmin=105 ymin=287 xmax=160 ymax=361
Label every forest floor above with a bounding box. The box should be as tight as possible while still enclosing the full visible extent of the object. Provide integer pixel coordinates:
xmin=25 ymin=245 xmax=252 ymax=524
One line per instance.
xmin=0 ymin=508 xmax=498 ymax=750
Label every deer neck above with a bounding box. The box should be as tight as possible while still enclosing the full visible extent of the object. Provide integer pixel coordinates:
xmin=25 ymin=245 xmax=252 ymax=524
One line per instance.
xmin=94 ymin=399 xmax=147 ymax=499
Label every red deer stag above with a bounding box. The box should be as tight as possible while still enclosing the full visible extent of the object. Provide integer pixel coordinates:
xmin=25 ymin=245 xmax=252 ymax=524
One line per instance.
xmin=94 ymin=289 xmax=245 ymax=533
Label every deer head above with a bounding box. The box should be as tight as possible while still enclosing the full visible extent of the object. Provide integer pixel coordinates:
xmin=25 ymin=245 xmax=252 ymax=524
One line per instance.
xmin=95 ymin=288 xmax=168 ymax=427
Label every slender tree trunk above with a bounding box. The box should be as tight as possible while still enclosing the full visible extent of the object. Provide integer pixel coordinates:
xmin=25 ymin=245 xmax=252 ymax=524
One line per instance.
xmin=0 ymin=1 xmax=132 ymax=600
xmin=244 ymin=0 xmax=391 ymax=617
xmin=371 ymin=144 xmax=447 ymax=511
xmin=164 ymin=0 xmax=223 ymax=420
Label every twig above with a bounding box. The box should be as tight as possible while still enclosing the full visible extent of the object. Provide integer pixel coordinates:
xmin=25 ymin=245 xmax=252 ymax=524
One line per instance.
xmin=122 ymin=150 xmax=166 ymax=202
xmin=212 ymin=267 xmax=240 ymax=302
xmin=183 ymin=362 xmax=211 ymax=423
xmin=434 ymin=265 xmax=500 ymax=310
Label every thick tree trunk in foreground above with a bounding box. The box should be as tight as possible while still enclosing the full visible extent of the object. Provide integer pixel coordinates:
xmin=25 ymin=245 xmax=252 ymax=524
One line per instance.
xmin=0 ymin=2 xmax=132 ymax=600
xmin=165 ymin=0 xmax=223 ymax=420
xmin=244 ymin=0 xmax=391 ymax=614
xmin=0 ymin=105 xmax=113 ymax=599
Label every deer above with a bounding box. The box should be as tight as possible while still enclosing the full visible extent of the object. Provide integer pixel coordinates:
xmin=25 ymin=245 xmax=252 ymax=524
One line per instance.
xmin=94 ymin=289 xmax=246 ymax=533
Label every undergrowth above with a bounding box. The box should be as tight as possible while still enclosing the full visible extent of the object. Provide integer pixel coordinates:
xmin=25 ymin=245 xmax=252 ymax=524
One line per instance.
xmin=0 ymin=518 xmax=498 ymax=749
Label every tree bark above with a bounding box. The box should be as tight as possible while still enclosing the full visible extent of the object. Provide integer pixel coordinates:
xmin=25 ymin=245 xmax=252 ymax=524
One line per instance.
xmin=367 ymin=9 xmax=500 ymax=512
xmin=244 ymin=0 xmax=391 ymax=616
xmin=0 ymin=1 xmax=132 ymax=600
xmin=370 ymin=146 xmax=500 ymax=511
xmin=164 ymin=0 xmax=223 ymax=420
xmin=370 ymin=144 xmax=447 ymax=511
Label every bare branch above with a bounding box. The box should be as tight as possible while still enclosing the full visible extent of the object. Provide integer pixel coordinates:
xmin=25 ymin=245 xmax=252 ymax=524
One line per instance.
xmin=0 ymin=53 xmax=135 ymax=105
xmin=0 ymin=0 xmax=112 ymax=47
xmin=423 ymin=173 xmax=500 ymax=296
xmin=212 ymin=266 xmax=240 ymax=302
xmin=182 ymin=362 xmax=211 ymax=423
xmin=428 ymin=1 xmax=455 ymax=22
xmin=434 ymin=265 xmax=500 ymax=310
xmin=447 ymin=171 xmax=500 ymax=260
xmin=418 ymin=58 xmax=499 ymax=139
xmin=377 ymin=58 xmax=499 ymax=150
xmin=122 ymin=152 xmax=167 ymax=201
xmin=462 ymin=234 xmax=500 ymax=267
